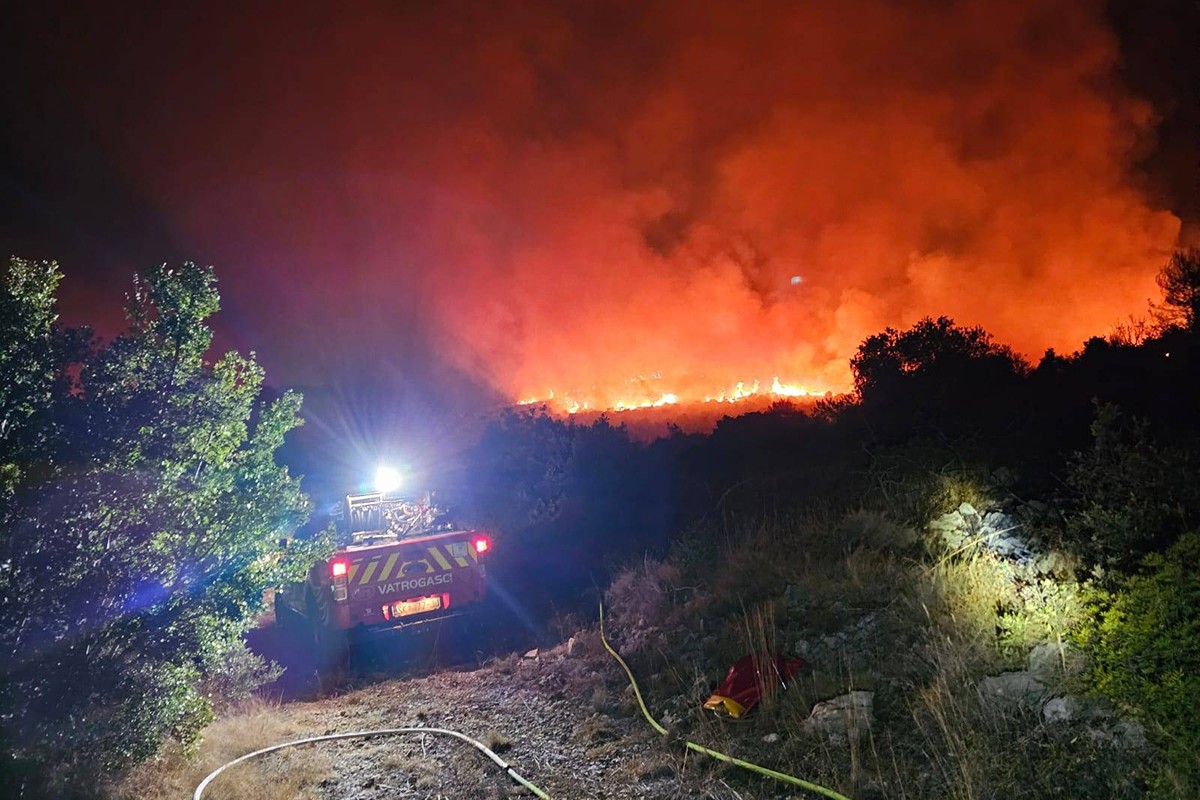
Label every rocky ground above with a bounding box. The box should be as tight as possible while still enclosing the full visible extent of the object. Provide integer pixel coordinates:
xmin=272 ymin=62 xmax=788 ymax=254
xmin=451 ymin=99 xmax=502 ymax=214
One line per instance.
xmin=204 ymin=631 xmax=800 ymax=800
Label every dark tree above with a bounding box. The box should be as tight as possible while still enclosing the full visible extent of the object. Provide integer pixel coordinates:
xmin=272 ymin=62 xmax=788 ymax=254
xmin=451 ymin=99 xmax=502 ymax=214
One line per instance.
xmin=851 ymin=315 xmax=1025 ymax=397
xmin=1155 ymin=248 xmax=1200 ymax=333
xmin=848 ymin=316 xmax=1030 ymax=453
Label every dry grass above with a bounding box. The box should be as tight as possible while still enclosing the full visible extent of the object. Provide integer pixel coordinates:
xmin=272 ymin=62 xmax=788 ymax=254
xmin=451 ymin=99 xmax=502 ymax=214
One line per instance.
xmin=105 ymin=699 xmax=330 ymax=800
xmin=596 ymin=501 xmax=1154 ymax=800
xmin=381 ymin=751 xmax=442 ymax=790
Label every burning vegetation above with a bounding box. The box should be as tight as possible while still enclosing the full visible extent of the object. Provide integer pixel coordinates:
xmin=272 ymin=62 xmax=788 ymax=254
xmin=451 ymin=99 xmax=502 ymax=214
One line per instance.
xmin=517 ymin=375 xmax=832 ymax=416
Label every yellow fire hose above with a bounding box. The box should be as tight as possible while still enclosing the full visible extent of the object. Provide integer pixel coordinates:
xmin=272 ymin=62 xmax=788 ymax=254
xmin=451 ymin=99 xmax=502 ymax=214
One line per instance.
xmin=599 ymin=600 xmax=854 ymax=800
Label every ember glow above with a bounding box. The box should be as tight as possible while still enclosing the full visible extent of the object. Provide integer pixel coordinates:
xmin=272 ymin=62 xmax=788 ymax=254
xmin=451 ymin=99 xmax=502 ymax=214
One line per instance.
xmin=16 ymin=0 xmax=1186 ymax=416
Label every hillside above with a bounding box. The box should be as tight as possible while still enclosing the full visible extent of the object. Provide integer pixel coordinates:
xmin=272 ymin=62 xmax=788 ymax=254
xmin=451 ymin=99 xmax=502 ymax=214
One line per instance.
xmin=121 ymin=494 xmax=1164 ymax=800
xmin=8 ymin=257 xmax=1200 ymax=800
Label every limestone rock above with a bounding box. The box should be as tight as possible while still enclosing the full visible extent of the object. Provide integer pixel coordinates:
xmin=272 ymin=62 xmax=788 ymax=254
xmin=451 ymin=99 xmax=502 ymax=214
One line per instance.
xmin=1028 ymin=642 xmax=1063 ymax=675
xmin=979 ymin=671 xmax=1050 ymax=706
xmin=803 ymin=691 xmax=874 ymax=737
xmin=1041 ymin=695 xmax=1110 ymax=724
xmin=1027 ymin=642 xmax=1084 ymax=681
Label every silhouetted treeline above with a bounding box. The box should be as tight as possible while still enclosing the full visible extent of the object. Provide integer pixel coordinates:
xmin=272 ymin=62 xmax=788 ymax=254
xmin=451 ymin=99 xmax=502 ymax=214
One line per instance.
xmin=447 ymin=312 xmax=1200 ymax=609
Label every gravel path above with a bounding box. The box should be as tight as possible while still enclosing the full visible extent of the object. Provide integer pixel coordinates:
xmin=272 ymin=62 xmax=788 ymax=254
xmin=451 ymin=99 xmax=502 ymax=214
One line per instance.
xmin=259 ymin=638 xmax=745 ymax=800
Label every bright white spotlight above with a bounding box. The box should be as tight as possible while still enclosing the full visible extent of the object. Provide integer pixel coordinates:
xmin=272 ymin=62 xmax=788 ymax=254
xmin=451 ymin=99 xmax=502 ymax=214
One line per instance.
xmin=374 ymin=464 xmax=404 ymax=493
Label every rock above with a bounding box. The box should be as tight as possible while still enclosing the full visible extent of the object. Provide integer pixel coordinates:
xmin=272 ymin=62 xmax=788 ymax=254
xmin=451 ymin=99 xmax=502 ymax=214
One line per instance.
xmin=762 ymin=733 xmax=780 ymax=743
xmin=958 ymin=502 xmax=980 ymax=520
xmin=566 ymin=636 xmax=576 ymax=656
xmin=1027 ymin=642 xmax=1063 ymax=676
xmin=979 ymin=671 xmax=1049 ymax=706
xmin=930 ymin=511 xmax=966 ymax=533
xmin=1042 ymin=694 xmax=1110 ymax=724
xmin=930 ymin=511 xmax=970 ymax=549
xmin=989 ymin=533 xmax=1032 ymax=561
xmin=1042 ymin=696 xmax=1073 ymax=723
xmin=1087 ymin=718 xmax=1150 ymax=750
xmin=803 ymin=691 xmax=874 ymax=737
xmin=1027 ymin=642 xmax=1084 ymax=681
xmin=982 ymin=511 xmax=1012 ymax=529
xmin=523 ymin=648 xmax=539 ymax=659
xmin=973 ymin=510 xmax=1035 ymax=562
xmin=1111 ymin=719 xmax=1149 ymax=750
xmin=849 ymin=611 xmax=881 ymax=635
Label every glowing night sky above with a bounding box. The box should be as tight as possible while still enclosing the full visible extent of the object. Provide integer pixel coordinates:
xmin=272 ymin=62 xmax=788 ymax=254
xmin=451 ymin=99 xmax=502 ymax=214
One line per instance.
xmin=2 ymin=1 xmax=1197 ymax=417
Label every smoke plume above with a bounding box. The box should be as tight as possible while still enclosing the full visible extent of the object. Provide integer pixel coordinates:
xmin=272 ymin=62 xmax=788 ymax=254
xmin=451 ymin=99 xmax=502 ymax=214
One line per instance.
xmin=48 ymin=0 xmax=1182 ymax=409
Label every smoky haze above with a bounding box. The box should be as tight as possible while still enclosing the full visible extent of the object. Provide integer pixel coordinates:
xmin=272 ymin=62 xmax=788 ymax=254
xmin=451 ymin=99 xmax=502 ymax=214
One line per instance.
xmin=6 ymin=0 xmax=1184 ymax=410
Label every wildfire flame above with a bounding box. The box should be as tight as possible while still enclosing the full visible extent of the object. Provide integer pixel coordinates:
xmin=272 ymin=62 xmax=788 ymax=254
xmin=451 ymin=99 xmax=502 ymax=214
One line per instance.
xmin=517 ymin=375 xmax=836 ymax=415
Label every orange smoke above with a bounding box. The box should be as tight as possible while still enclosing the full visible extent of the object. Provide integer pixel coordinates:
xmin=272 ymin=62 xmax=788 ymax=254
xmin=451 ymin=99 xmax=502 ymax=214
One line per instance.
xmin=413 ymin=0 xmax=1181 ymax=411
xmin=60 ymin=1 xmax=1181 ymax=410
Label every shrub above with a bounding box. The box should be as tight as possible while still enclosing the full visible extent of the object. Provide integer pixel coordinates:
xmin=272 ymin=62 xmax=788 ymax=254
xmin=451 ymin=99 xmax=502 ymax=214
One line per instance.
xmin=1063 ymin=404 xmax=1200 ymax=574
xmin=1077 ymin=532 xmax=1200 ymax=798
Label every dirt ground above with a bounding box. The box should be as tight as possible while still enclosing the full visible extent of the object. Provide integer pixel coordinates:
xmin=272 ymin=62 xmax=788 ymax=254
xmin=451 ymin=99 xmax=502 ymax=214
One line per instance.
xmin=200 ymin=630 xmax=787 ymax=800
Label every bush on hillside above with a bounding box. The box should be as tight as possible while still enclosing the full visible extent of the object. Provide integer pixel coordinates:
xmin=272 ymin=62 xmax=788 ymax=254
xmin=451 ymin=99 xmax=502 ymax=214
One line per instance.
xmin=1063 ymin=404 xmax=1200 ymax=575
xmin=1077 ymin=532 xmax=1200 ymax=798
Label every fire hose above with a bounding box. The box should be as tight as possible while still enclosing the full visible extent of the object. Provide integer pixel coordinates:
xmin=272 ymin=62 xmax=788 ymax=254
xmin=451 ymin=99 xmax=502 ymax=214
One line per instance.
xmin=193 ymin=726 xmax=551 ymax=800
xmin=598 ymin=600 xmax=855 ymax=800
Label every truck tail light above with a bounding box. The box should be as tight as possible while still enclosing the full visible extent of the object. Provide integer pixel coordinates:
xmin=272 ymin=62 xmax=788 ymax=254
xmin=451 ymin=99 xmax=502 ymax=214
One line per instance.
xmin=471 ymin=535 xmax=490 ymax=555
xmin=330 ymin=558 xmax=350 ymax=601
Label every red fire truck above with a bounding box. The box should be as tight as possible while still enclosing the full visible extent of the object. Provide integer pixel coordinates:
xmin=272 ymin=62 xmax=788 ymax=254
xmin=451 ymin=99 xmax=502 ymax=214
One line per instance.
xmin=274 ymin=490 xmax=491 ymax=660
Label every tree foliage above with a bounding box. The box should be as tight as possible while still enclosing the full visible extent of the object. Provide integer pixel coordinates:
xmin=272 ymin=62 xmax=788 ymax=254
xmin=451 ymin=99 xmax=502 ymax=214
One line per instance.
xmin=460 ymin=407 xmax=574 ymax=534
xmin=851 ymin=315 xmax=1026 ymax=397
xmin=0 ymin=259 xmax=67 ymax=494
xmin=847 ymin=316 xmax=1029 ymax=451
xmin=0 ymin=260 xmax=321 ymax=793
xmin=1154 ymin=248 xmax=1200 ymax=333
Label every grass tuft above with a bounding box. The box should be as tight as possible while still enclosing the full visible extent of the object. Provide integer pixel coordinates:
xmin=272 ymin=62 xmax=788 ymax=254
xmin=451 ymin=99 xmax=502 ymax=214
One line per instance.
xmin=105 ymin=699 xmax=330 ymax=800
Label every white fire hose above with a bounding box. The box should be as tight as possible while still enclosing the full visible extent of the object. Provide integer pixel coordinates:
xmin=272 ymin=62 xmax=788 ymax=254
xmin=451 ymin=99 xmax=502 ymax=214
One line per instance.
xmin=193 ymin=725 xmax=551 ymax=799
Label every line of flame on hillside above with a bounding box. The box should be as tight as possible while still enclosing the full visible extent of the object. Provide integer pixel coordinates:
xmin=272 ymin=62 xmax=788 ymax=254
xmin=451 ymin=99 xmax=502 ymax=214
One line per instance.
xmin=517 ymin=376 xmax=843 ymax=415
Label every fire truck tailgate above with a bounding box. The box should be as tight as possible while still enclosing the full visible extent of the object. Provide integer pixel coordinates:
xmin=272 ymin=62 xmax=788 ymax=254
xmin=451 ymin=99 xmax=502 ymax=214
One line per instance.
xmin=338 ymin=529 xmax=489 ymax=630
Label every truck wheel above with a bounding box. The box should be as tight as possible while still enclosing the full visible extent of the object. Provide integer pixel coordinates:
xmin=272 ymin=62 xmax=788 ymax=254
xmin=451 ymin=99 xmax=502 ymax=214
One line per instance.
xmin=307 ymin=589 xmax=350 ymax=685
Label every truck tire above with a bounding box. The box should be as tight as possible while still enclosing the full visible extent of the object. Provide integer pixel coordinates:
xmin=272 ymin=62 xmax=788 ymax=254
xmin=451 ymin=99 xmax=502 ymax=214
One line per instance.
xmin=307 ymin=588 xmax=350 ymax=684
